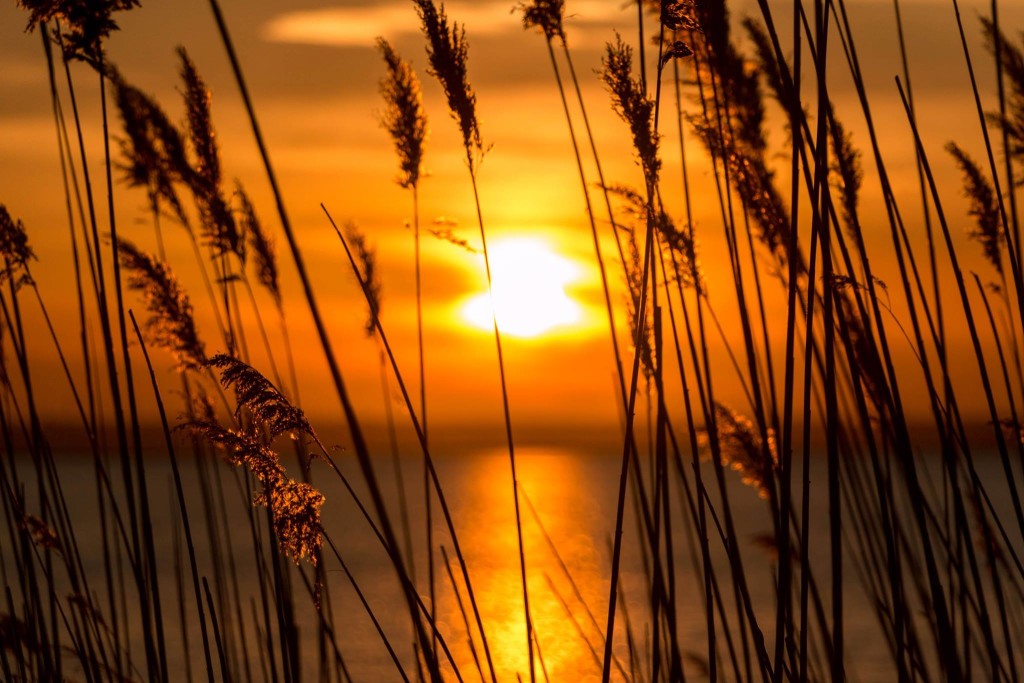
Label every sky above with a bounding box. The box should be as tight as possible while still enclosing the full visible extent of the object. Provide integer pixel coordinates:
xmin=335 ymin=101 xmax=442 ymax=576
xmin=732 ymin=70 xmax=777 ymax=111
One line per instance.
xmin=1 ymin=0 xmax=1022 ymax=447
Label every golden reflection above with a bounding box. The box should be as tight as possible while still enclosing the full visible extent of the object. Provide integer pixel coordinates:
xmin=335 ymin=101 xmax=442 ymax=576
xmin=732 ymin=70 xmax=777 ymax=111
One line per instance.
xmin=440 ymin=448 xmax=607 ymax=682
xmin=461 ymin=237 xmax=584 ymax=338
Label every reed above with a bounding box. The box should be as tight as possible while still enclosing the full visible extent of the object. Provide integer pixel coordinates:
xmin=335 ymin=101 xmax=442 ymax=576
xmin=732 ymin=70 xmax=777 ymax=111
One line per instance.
xmin=412 ymin=0 xmax=534 ymax=678
xmin=3 ymin=0 xmax=1024 ymax=680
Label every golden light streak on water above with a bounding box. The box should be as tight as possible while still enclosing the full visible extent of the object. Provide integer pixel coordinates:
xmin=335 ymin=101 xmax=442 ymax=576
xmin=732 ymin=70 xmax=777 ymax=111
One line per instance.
xmin=439 ymin=448 xmax=607 ymax=682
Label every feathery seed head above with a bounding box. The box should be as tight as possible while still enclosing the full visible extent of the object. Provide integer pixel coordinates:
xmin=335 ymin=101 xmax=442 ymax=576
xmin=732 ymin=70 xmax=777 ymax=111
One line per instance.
xmin=830 ymin=116 xmax=863 ymax=241
xmin=178 ymin=47 xmax=242 ymax=260
xmin=256 ymin=478 xmax=325 ymax=565
xmin=184 ymin=420 xmax=323 ymax=564
xmin=712 ymin=403 xmax=776 ymax=499
xmin=345 ymin=222 xmax=383 ymax=337
xmin=377 ymin=38 xmax=428 ymax=189
xmin=0 ymin=206 xmax=35 ymax=288
xmin=116 ymin=237 xmax=206 ymax=371
xmin=19 ymin=514 xmax=60 ymax=553
xmin=982 ymin=19 xmax=1024 ymax=174
xmin=606 ymin=185 xmax=656 ymax=377
xmin=413 ymin=0 xmax=483 ymax=165
xmin=692 ymin=120 xmax=793 ymax=264
xmin=184 ymin=421 xmax=285 ymax=484
xmin=179 ymin=48 xmax=219 ymax=187
xmin=602 ymin=35 xmax=660 ymax=184
xmin=743 ymin=19 xmax=786 ymax=109
xmin=208 ymin=354 xmax=311 ymax=438
xmin=519 ymin=0 xmax=565 ymax=41
xmin=661 ymin=41 xmax=694 ymax=69
xmin=110 ymin=68 xmax=190 ymax=226
xmin=947 ymin=142 xmax=1003 ymax=275
xmin=429 ymin=220 xmax=479 ymax=253
xmin=684 ymin=5 xmax=802 ymax=269
xmin=658 ymin=0 xmax=698 ymax=32
xmin=236 ymin=184 xmax=280 ymax=304
xmin=18 ymin=0 xmax=139 ymax=64
xmin=657 ymin=212 xmax=704 ymax=294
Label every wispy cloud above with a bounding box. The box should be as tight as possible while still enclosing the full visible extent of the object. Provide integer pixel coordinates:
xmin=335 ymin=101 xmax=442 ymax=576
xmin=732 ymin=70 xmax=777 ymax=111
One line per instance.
xmin=263 ymin=0 xmax=622 ymax=47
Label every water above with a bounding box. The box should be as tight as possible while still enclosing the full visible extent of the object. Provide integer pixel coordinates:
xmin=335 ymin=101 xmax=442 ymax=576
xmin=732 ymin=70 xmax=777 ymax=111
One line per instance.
xmin=6 ymin=444 xmax=1019 ymax=681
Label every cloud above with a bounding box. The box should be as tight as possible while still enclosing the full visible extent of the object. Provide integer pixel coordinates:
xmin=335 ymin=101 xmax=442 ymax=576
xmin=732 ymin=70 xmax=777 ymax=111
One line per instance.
xmin=263 ymin=0 xmax=623 ymax=48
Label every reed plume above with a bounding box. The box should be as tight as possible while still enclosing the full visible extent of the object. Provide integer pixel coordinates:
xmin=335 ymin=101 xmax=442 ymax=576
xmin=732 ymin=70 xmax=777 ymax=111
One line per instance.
xmin=608 ymin=184 xmax=702 ymax=292
xmin=690 ymin=119 xmax=791 ymax=260
xmin=429 ymin=220 xmax=478 ymax=253
xmin=236 ymin=183 xmax=280 ymax=304
xmin=184 ymin=420 xmax=285 ymax=486
xmin=655 ymin=204 xmax=703 ymax=294
xmin=0 ymin=205 xmax=35 ymax=287
xmin=607 ymin=185 xmax=656 ymax=377
xmin=657 ymin=0 xmax=698 ymax=33
xmin=831 ymin=116 xmax=864 ymax=241
xmin=602 ymin=35 xmax=660 ymax=185
xmin=189 ymin=383 xmax=217 ymax=424
xmin=689 ymin=13 xmax=800 ymax=266
xmin=743 ymin=18 xmax=786 ymax=117
xmin=179 ymin=47 xmax=219 ymax=191
xmin=519 ymin=0 xmax=565 ymax=41
xmin=19 ymin=514 xmax=60 ymax=553
xmin=412 ymin=0 xmax=483 ymax=165
xmin=256 ymin=478 xmax=325 ymax=566
xmin=982 ymin=18 xmax=1024 ymax=173
xmin=178 ymin=47 xmax=243 ymax=261
xmin=947 ymin=142 xmax=1003 ymax=275
xmin=207 ymin=354 xmax=310 ymax=438
xmin=17 ymin=0 xmax=139 ymax=63
xmin=116 ymin=236 xmax=206 ymax=371
xmin=343 ymin=222 xmax=382 ymax=337
xmin=184 ymin=420 xmax=324 ymax=564
xmin=109 ymin=67 xmax=190 ymax=227
xmin=834 ymin=289 xmax=889 ymax=412
xmin=692 ymin=4 xmax=765 ymax=155
xmin=648 ymin=0 xmax=697 ymax=64
xmin=711 ymin=402 xmax=776 ymax=499
xmin=377 ymin=38 xmax=428 ymax=190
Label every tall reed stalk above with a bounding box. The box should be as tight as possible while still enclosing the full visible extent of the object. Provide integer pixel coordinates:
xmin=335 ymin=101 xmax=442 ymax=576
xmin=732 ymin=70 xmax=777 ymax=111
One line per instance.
xmin=412 ymin=1 xmax=535 ymax=679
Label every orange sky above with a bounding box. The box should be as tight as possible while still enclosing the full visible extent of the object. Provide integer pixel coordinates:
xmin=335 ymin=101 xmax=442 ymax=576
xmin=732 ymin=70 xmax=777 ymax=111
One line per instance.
xmin=1 ymin=0 xmax=1022 ymax=445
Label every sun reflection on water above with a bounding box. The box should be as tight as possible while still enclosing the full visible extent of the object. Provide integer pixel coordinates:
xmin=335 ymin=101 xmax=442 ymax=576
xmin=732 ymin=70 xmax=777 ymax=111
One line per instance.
xmin=439 ymin=448 xmax=607 ymax=682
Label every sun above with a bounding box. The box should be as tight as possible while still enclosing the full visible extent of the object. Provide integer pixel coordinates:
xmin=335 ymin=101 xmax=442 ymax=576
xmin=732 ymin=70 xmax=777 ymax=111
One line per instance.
xmin=462 ymin=237 xmax=583 ymax=338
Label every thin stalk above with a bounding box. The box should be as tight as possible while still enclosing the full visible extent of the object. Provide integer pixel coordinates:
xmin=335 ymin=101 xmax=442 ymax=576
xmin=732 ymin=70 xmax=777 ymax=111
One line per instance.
xmin=323 ymin=204 xmax=495 ymax=681
xmin=128 ymin=311 xmax=215 ymax=681
xmin=466 ymin=162 xmax=535 ymax=682
xmin=204 ymin=3 xmax=441 ymax=676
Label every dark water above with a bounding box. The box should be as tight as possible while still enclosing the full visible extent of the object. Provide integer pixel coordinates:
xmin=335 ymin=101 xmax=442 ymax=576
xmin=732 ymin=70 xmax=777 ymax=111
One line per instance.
xmin=8 ymin=446 xmax=1019 ymax=681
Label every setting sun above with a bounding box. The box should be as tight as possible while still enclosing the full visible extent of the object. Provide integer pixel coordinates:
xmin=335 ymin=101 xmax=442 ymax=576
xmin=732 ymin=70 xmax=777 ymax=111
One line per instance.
xmin=462 ymin=237 xmax=583 ymax=338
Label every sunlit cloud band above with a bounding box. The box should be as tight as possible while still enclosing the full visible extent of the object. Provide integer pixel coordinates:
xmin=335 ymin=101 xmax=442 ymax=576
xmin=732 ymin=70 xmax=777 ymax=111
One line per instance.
xmin=263 ymin=0 xmax=623 ymax=47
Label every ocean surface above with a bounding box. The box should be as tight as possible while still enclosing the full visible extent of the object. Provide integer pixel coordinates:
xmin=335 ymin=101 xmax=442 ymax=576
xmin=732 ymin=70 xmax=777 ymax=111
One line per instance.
xmin=9 ymin=444 xmax=1020 ymax=681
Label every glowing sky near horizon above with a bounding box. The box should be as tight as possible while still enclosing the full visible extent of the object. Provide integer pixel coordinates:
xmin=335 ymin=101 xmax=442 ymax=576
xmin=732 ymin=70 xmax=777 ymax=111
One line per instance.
xmin=0 ymin=0 xmax=1022 ymax=431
